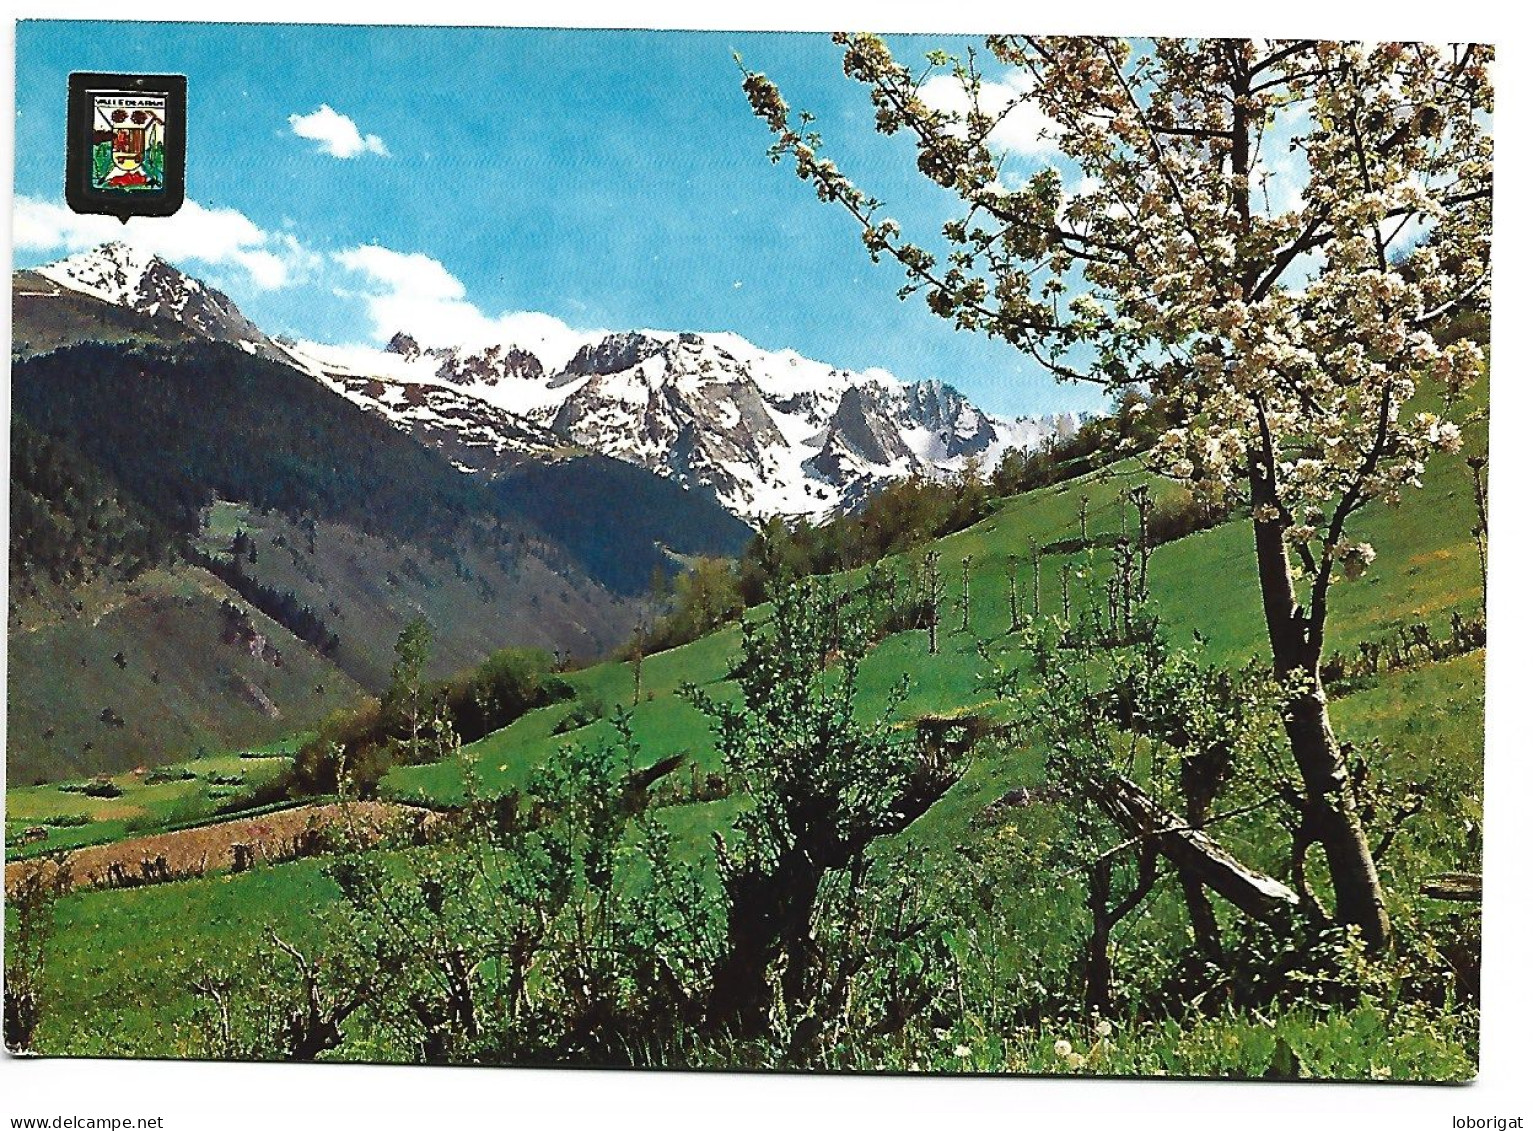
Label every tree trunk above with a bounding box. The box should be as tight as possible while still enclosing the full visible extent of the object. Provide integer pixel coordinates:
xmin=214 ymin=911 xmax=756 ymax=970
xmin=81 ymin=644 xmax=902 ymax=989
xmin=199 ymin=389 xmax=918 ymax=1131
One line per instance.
xmin=1083 ymin=864 xmax=1116 ymax=1014
xmin=1248 ymin=468 xmax=1391 ymax=948
xmin=1180 ymin=872 xmax=1223 ymax=961
xmin=1281 ymin=689 xmax=1391 ymax=948
xmin=1008 ymin=558 xmax=1021 ymax=632
xmin=706 ymin=855 xmax=818 ymax=1038
xmin=960 ymin=557 xmax=972 ymax=632
xmin=1179 ymin=757 xmax=1224 ymax=961
xmin=1082 ymin=845 xmax=1155 ymax=1014
xmin=926 ymin=561 xmax=940 ymax=656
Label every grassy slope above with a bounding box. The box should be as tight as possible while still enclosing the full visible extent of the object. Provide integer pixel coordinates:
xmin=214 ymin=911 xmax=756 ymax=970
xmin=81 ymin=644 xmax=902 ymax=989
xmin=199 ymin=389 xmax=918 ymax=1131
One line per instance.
xmin=16 ymin=386 xmax=1487 ymax=1068
xmin=381 ymin=401 xmax=1483 ymax=808
xmin=24 ymin=648 xmax=1482 ymax=1064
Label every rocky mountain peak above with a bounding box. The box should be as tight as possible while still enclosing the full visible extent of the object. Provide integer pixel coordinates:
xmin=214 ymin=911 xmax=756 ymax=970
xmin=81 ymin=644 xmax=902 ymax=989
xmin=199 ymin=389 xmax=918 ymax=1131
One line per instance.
xmin=433 ymin=342 xmax=546 ymax=387
xmin=825 ymin=385 xmax=913 ymax=468
xmin=385 ymin=331 xmax=421 ymax=358
xmin=559 ymin=332 xmax=668 ymax=382
xmin=36 ymin=241 xmax=159 ymax=307
xmin=903 ymin=378 xmax=999 ymax=459
xmin=35 ymin=242 xmax=282 ymax=363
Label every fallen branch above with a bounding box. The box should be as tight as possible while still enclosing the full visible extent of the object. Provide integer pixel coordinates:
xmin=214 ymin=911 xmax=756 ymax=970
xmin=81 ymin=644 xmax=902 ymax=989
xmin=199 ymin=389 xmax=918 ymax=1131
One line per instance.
xmin=1087 ymin=774 xmax=1301 ymax=925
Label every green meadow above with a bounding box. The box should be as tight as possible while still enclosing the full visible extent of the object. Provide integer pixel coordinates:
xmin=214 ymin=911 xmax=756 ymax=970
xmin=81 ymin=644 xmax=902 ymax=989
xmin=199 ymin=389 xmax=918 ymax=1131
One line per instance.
xmin=9 ymin=388 xmax=1487 ymax=1075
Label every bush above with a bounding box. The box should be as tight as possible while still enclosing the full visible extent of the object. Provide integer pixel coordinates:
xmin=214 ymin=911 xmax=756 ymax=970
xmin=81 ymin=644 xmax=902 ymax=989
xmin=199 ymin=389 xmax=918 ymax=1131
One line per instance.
xmin=442 ymin=647 xmax=571 ymax=742
xmin=213 ymin=766 xmax=298 ymax=817
xmin=552 ymin=691 xmax=607 ymax=735
xmin=1146 ymin=486 xmax=1234 ymax=547
xmin=292 ymin=699 xmax=388 ymax=797
xmin=36 ymin=813 xmax=91 ymax=829
xmin=289 ymin=648 xmax=573 ymax=797
xmin=649 ymin=558 xmax=745 ymax=651
xmin=292 ymin=732 xmax=393 ymax=800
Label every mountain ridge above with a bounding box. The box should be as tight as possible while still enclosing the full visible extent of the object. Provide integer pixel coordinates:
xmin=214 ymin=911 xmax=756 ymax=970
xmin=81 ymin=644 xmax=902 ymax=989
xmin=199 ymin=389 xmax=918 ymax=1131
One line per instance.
xmin=286 ymin=328 xmax=1084 ymax=527
xmin=30 ymin=242 xmax=1084 ymax=527
xmin=34 ymin=241 xmax=287 ymax=363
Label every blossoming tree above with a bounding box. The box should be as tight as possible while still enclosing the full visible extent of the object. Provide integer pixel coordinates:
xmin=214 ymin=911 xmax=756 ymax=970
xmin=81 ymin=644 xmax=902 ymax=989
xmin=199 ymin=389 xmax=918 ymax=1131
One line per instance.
xmin=744 ymin=36 xmax=1492 ymax=947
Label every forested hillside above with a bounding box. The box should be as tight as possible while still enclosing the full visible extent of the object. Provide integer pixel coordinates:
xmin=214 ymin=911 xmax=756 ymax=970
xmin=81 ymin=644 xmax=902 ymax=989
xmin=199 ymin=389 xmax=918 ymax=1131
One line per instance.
xmin=6 ymin=333 xmax=746 ymax=782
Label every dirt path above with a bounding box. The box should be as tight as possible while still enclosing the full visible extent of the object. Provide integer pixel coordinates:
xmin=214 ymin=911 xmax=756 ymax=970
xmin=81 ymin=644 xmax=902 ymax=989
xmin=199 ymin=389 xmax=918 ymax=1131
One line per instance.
xmin=5 ymin=801 xmax=435 ymax=894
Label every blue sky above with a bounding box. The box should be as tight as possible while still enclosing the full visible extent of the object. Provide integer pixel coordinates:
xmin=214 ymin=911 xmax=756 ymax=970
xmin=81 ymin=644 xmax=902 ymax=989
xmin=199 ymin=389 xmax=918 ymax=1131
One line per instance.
xmin=14 ymin=21 xmax=1110 ymax=416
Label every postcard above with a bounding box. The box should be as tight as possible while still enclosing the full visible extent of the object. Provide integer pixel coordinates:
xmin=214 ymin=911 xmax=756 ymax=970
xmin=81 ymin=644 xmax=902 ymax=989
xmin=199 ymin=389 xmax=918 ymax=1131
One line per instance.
xmin=7 ymin=20 xmax=1492 ymax=1090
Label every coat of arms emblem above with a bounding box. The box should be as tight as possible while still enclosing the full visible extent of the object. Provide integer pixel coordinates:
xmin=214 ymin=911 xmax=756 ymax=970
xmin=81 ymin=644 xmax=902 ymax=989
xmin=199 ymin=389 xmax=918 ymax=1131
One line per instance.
xmin=66 ymin=72 xmax=185 ymax=220
xmin=92 ymin=92 xmax=166 ymax=191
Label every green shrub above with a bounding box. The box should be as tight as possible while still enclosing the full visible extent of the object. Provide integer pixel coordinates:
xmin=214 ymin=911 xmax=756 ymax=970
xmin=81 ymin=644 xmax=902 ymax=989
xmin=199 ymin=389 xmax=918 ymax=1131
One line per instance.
xmin=552 ymin=691 xmax=607 ymax=735
xmin=213 ymin=766 xmax=297 ymax=817
xmin=36 ymin=813 xmax=91 ymax=829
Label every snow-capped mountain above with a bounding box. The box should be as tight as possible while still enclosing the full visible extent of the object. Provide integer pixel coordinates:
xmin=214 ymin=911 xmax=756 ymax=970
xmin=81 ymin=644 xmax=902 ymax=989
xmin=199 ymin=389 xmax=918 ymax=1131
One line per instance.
xmin=34 ymin=241 xmax=284 ymax=362
xmin=286 ymin=328 xmax=1082 ymax=524
xmin=30 ymin=243 xmax=1083 ymax=526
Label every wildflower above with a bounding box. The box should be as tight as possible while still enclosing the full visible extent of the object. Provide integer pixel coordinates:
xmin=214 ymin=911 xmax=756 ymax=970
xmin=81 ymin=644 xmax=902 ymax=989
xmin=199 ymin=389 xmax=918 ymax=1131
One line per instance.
xmin=1065 ymin=1051 xmax=1087 ymax=1070
xmin=1095 ymin=1018 xmax=1113 ymax=1038
xmin=954 ymin=1044 xmax=972 ymax=1059
xmin=1054 ymin=1038 xmax=1073 ymax=1058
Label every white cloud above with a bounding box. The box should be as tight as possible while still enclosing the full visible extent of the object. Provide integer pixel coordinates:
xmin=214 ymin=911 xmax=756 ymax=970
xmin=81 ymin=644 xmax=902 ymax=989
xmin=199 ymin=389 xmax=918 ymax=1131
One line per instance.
xmin=335 ymin=245 xmax=463 ymax=303
xmin=288 ymin=104 xmax=390 ymax=159
xmin=16 ymin=200 xmax=585 ymax=362
xmin=334 ymin=244 xmax=596 ymax=367
xmin=920 ymin=69 xmax=1058 ymax=157
xmin=14 ymin=195 xmax=319 ymax=291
